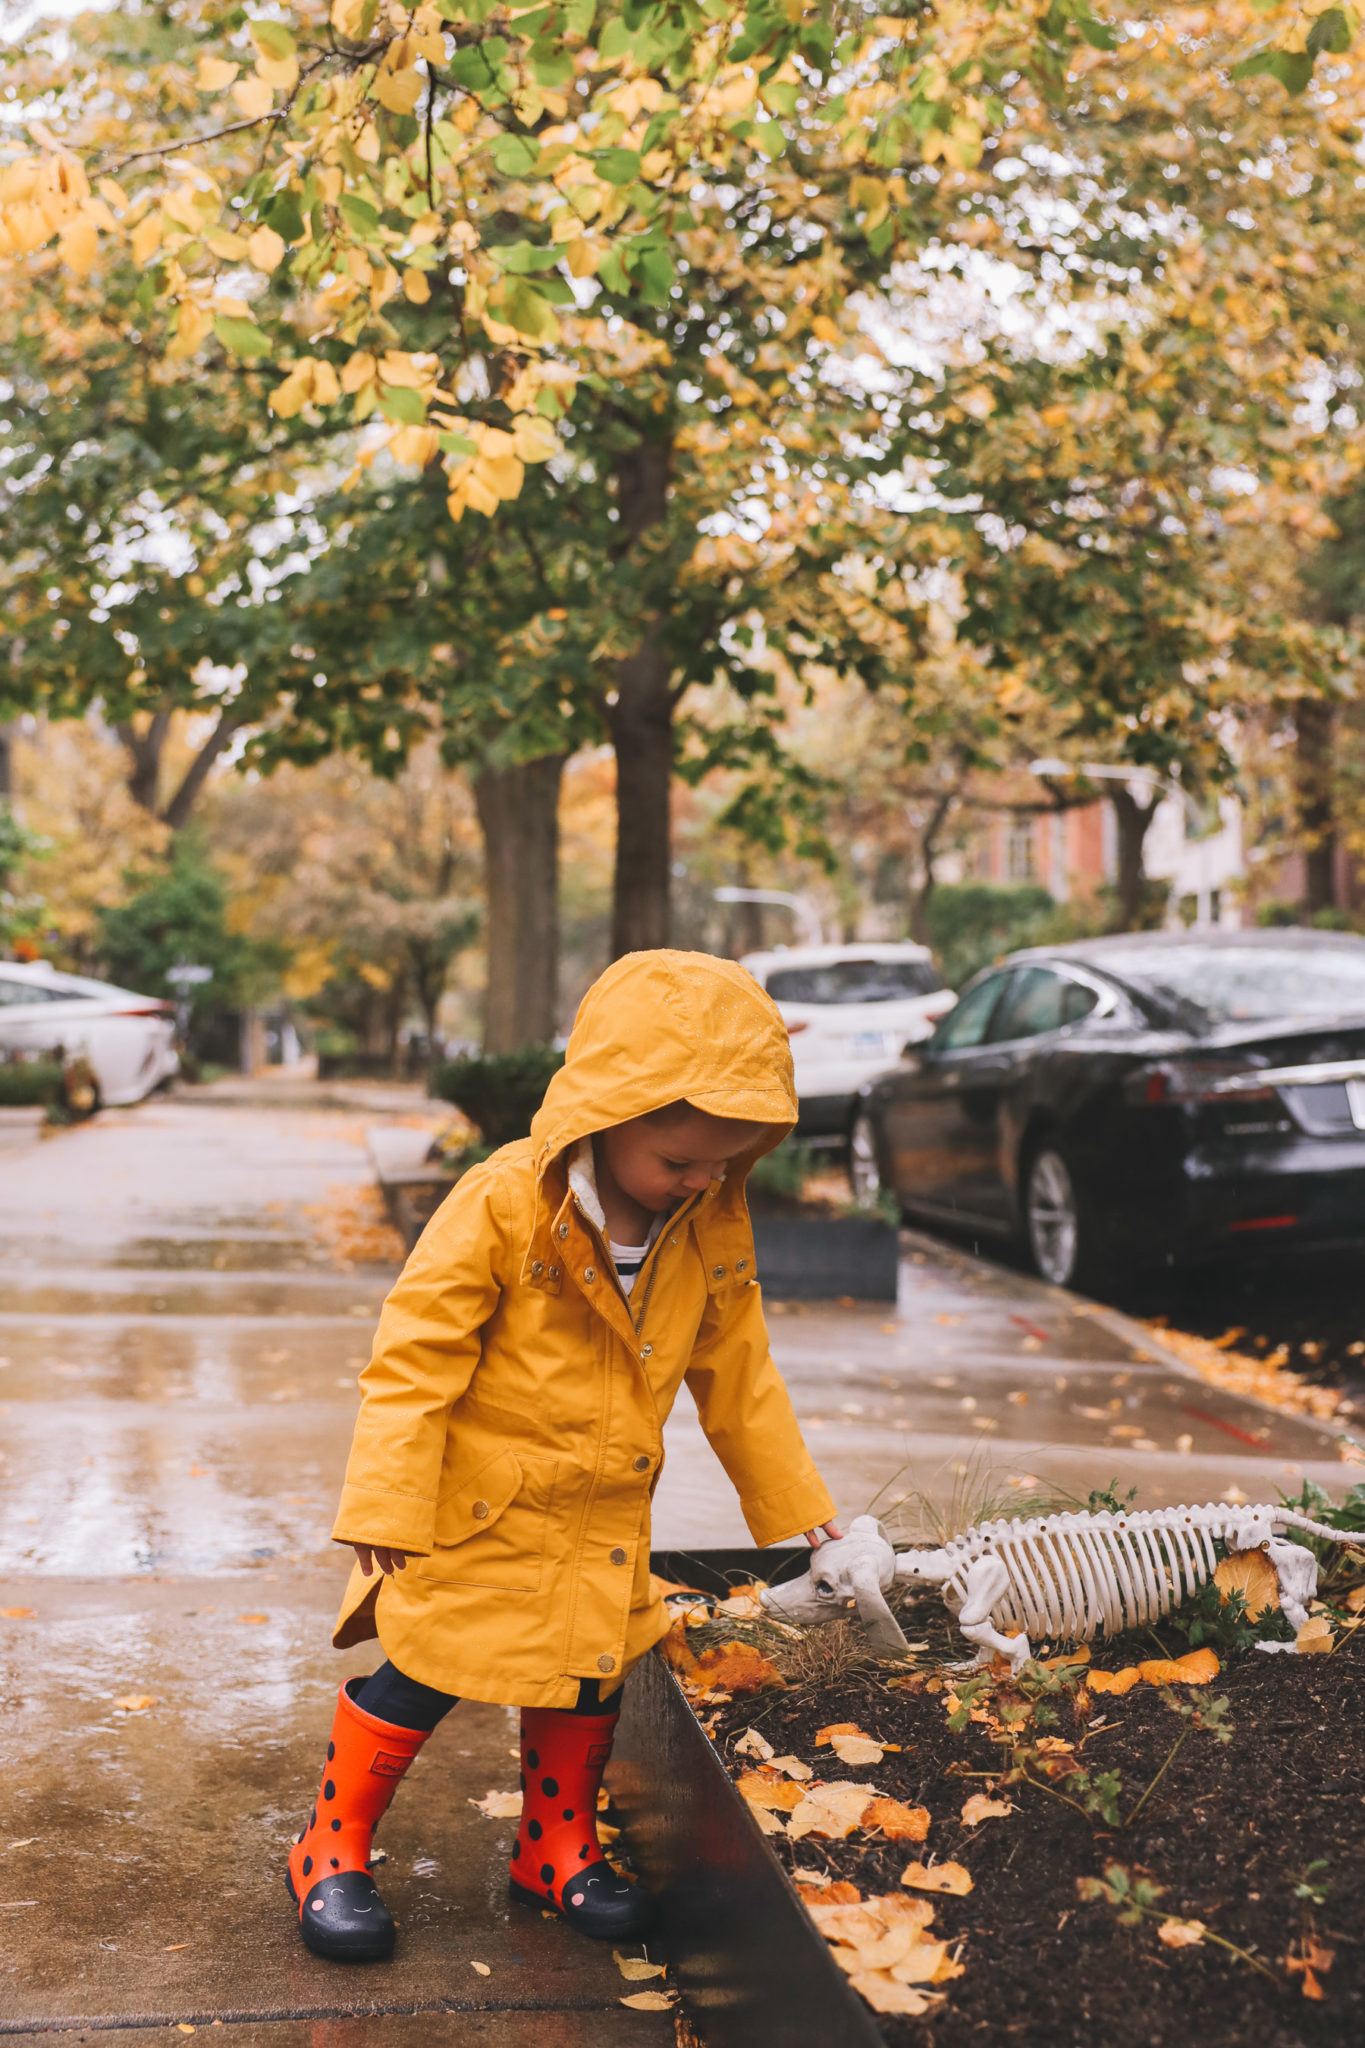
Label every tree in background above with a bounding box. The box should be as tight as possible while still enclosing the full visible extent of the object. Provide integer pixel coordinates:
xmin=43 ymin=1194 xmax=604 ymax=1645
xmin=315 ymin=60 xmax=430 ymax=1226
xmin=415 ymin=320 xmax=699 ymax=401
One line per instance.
xmin=97 ymin=833 xmax=283 ymax=1031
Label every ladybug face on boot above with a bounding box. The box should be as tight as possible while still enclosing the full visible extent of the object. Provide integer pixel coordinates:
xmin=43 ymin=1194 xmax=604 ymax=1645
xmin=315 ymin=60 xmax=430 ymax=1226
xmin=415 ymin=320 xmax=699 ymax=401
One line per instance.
xmin=507 ymin=1701 xmax=651 ymax=1940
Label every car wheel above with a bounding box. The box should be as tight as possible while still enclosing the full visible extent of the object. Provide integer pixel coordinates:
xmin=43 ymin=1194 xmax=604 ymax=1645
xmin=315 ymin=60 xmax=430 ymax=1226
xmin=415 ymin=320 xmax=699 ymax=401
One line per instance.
xmin=848 ymin=1111 xmax=883 ymax=1209
xmin=1024 ymin=1146 xmax=1086 ymax=1288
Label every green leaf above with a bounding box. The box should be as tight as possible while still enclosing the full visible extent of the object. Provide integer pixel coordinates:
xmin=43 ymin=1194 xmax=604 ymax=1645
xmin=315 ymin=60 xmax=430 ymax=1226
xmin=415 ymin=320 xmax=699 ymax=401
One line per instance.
xmin=596 ymin=247 xmax=629 ymax=295
xmin=531 ymin=43 xmax=575 ymax=85
xmin=1233 ymin=44 xmax=1314 ymax=89
xmin=562 ymin=0 xmax=595 ymax=31
xmin=1307 ymin=6 xmax=1351 ymax=56
xmin=379 ymin=385 xmax=427 ymax=424
xmin=213 ymin=315 xmax=271 ymax=359
xmin=437 ymin=0 xmax=498 ymax=17
xmin=438 ymin=430 xmax=478 ymax=457
xmin=491 ymin=133 xmax=540 ymax=175
xmin=632 ymin=244 xmax=674 ymax=304
xmin=1076 ymin=15 xmax=1117 ymax=49
xmin=497 ymin=276 xmax=560 ymax=339
xmin=597 ymin=17 xmax=634 ymax=59
xmin=597 ymin=147 xmax=641 ymax=185
xmin=497 ymin=238 xmax=561 ymax=272
xmin=263 ymin=191 xmax=305 ymax=242
xmin=339 ymin=193 xmax=381 ymax=238
xmin=750 ymin=120 xmax=785 ymax=156
xmin=250 ymin=18 xmax=296 ymax=58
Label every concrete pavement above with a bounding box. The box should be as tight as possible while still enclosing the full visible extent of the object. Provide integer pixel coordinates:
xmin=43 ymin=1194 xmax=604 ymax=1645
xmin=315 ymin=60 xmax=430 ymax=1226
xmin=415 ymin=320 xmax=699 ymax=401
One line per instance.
xmin=0 ymin=1088 xmax=1354 ymax=2036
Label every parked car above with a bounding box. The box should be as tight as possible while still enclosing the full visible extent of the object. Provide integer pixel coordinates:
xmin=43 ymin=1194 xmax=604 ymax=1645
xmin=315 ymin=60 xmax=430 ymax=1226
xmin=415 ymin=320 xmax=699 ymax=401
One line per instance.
xmin=849 ymin=929 xmax=1365 ymax=1288
xmin=741 ymin=942 xmax=957 ymax=1140
xmin=0 ymin=962 xmax=178 ymax=1107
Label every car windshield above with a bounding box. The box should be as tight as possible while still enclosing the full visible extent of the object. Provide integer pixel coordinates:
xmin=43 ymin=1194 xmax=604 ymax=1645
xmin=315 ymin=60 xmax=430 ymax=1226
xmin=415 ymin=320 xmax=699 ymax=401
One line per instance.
xmin=767 ymin=959 xmax=944 ymax=1005
xmin=0 ymin=976 xmax=68 ymax=1005
xmin=1101 ymin=944 xmax=1365 ymax=1027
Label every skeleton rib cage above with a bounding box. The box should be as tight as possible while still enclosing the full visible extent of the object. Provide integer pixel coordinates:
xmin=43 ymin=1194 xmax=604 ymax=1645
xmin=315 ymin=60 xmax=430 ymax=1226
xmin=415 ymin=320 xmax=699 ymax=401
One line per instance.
xmin=924 ymin=1504 xmax=1348 ymax=1641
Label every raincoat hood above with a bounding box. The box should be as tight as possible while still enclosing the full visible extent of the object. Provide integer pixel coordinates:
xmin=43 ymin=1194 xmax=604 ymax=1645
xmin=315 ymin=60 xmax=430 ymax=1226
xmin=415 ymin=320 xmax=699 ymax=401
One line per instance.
xmin=530 ymin=950 xmax=796 ymax=1172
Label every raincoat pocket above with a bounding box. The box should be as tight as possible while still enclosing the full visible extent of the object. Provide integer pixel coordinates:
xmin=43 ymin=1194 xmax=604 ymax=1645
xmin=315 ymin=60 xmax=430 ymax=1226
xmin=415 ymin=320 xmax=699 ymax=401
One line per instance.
xmin=418 ymin=1449 xmax=560 ymax=1592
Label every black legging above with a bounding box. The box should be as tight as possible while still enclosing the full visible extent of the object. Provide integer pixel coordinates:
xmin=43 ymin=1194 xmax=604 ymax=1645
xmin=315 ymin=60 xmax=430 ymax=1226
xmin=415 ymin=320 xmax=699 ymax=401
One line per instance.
xmin=353 ymin=1661 xmax=620 ymax=1731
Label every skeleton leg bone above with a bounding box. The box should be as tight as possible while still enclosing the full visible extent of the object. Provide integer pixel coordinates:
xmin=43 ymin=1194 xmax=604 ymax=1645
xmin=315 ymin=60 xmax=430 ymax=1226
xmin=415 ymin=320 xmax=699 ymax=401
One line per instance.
xmin=1255 ymin=1536 xmax=1320 ymax=1651
xmin=950 ymin=1556 xmax=1030 ymax=1675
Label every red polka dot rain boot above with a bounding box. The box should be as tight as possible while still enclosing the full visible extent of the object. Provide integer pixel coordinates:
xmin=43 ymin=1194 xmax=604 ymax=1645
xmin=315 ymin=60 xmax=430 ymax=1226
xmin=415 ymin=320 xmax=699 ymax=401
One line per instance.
xmin=286 ymin=1678 xmax=430 ymax=1961
xmin=508 ymin=1702 xmax=652 ymax=1938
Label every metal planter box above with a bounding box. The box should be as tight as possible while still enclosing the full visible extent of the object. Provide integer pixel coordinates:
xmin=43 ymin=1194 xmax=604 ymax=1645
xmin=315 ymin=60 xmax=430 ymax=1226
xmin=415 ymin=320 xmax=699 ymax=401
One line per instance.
xmin=751 ymin=1214 xmax=899 ymax=1301
xmin=607 ymin=1549 xmax=881 ymax=2048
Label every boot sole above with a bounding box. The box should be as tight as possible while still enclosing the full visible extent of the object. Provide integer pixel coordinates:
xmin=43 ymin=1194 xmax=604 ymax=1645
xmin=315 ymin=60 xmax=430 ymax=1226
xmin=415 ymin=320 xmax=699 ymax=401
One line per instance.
xmin=508 ymin=1877 xmax=653 ymax=1941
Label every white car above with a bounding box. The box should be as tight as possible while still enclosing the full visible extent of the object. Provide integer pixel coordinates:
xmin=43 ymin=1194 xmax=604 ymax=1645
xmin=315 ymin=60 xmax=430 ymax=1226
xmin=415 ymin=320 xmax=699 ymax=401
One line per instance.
xmin=741 ymin=942 xmax=957 ymax=1140
xmin=0 ymin=961 xmax=178 ymax=1107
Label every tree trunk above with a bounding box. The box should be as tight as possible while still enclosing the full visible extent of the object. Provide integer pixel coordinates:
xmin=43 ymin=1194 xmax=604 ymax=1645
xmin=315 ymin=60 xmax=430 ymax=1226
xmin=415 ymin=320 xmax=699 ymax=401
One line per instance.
xmin=475 ymin=752 xmax=567 ymax=1053
xmin=1109 ymin=785 xmax=1162 ymax=931
xmin=162 ymin=711 xmax=248 ymax=831
xmin=908 ymin=789 xmax=957 ymax=945
xmin=116 ymin=707 xmax=173 ymax=815
xmin=1294 ymin=696 xmax=1337 ymax=917
xmin=608 ymin=435 xmax=673 ymax=959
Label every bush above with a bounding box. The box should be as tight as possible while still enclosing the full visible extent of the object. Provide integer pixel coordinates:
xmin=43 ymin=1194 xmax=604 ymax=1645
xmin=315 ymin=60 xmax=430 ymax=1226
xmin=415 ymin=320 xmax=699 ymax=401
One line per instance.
xmin=0 ymin=1057 xmax=63 ymax=1108
xmin=925 ymin=883 xmax=1057 ymax=987
xmin=429 ymin=1045 xmax=565 ymax=1147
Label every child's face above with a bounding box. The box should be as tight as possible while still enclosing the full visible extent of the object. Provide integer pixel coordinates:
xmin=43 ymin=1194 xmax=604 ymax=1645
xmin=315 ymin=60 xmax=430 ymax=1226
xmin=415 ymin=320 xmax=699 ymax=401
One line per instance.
xmin=597 ymin=1108 xmax=773 ymax=1216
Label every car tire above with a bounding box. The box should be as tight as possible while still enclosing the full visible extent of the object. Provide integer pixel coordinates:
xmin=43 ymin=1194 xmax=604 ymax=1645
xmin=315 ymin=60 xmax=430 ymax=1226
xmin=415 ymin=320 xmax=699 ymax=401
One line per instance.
xmin=1023 ymin=1144 xmax=1100 ymax=1291
xmin=848 ymin=1110 xmax=883 ymax=1209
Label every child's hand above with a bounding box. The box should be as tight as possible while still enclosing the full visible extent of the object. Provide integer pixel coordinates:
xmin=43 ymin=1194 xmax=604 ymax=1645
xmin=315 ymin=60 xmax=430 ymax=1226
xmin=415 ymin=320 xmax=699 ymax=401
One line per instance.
xmin=353 ymin=1544 xmax=414 ymax=1578
xmin=804 ymin=1521 xmax=843 ymax=1547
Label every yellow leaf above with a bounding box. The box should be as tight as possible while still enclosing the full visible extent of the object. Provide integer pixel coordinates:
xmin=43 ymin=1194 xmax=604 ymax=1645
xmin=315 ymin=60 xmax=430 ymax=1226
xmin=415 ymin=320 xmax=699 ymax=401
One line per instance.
xmin=1215 ymin=1548 xmax=1280 ymax=1619
xmin=312 ymin=361 xmax=340 ymax=406
xmin=863 ymin=1798 xmax=929 ymax=1843
xmin=331 ymin=0 xmax=368 ymax=33
xmin=112 ymin=1694 xmax=158 ymax=1713
xmin=787 ymin=1783 xmax=876 ymax=1842
xmin=247 ymin=225 xmax=286 ymax=272
xmin=619 ymin=1992 xmax=673 ymax=2011
xmin=565 ymin=237 xmax=603 ymax=278
xmin=614 ymin=1950 xmax=665 ymax=1980
xmin=269 ymin=363 xmax=314 ymax=419
xmin=402 ymin=267 xmax=431 ymax=304
xmin=849 ymin=174 xmax=889 ymax=230
xmin=231 ymin=77 xmax=275 ymax=120
xmin=1157 ymin=1918 xmax=1205 ymax=1948
xmin=961 ymin=1794 xmax=1013 ymax=1826
xmin=236 ymin=1614 xmax=267 ymax=1625
xmin=389 ymin=424 xmax=439 ymax=467
xmin=733 ymin=1727 xmax=774 ymax=1762
xmin=341 ymin=349 xmax=377 ymax=394
xmin=470 ymin=1789 xmax=522 ymax=1818
xmin=736 ymin=1771 xmax=804 ymax=1812
xmin=901 ymin=1861 xmax=972 ymax=1896
xmin=689 ymin=1640 xmax=783 ymax=1695
xmin=1297 ymin=1615 xmax=1334 ymax=1654
xmin=469 ymin=1960 xmax=490 ymax=1975
xmin=255 ymin=53 xmax=299 ymax=90
xmin=130 ymin=213 xmax=163 ymax=266
xmin=512 ymin=413 xmax=557 ymax=464
xmin=0 ymin=1607 xmax=35 ymax=1619
xmin=769 ymin=1755 xmax=812 ymax=1782
xmin=97 ymin=177 xmax=129 ymax=210
xmin=197 ymin=56 xmax=239 ymax=91
xmin=832 ymin=1734 xmax=884 ymax=1767
xmin=374 ymin=68 xmax=423 ymax=114
xmin=58 ymin=221 xmax=98 ymax=275
xmin=849 ymin=1972 xmax=932 ymax=2016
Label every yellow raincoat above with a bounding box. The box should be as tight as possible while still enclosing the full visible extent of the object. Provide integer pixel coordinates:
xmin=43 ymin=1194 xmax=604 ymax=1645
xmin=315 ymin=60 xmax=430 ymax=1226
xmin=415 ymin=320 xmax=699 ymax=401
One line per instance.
xmin=330 ymin=949 xmax=836 ymax=1707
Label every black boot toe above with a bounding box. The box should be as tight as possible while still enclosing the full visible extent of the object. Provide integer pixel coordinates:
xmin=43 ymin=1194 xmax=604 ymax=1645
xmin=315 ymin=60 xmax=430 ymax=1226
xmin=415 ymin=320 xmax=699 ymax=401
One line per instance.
xmin=297 ymin=1869 xmax=396 ymax=1962
xmin=520 ymin=1858 xmax=653 ymax=1940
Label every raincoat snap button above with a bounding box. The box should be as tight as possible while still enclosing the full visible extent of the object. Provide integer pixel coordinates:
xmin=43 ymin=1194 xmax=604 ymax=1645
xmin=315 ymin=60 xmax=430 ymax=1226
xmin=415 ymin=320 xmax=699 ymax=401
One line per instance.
xmin=584 ymin=1265 xmax=596 ymax=1283
xmin=557 ymin=1223 xmax=569 ymax=1240
xmin=610 ymin=1547 xmax=627 ymax=1566
xmin=472 ymin=1500 xmax=489 ymax=1519
xmin=549 ymin=1266 xmax=561 ymax=1281
xmin=641 ymin=1342 xmax=654 ymax=1357
xmin=531 ymin=1260 xmax=544 ymax=1278
xmin=712 ymin=1264 xmax=726 ymax=1279
xmin=598 ymin=1654 xmax=615 ymax=1673
xmin=633 ymin=1454 xmax=651 ymax=1472
xmin=736 ymin=1258 xmax=748 ymax=1272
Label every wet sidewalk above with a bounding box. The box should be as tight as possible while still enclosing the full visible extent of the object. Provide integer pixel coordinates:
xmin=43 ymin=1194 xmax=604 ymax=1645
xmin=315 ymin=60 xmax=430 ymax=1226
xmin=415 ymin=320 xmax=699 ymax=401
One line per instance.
xmin=0 ymin=1099 xmax=670 ymax=2043
xmin=0 ymin=1093 xmax=1353 ymax=2038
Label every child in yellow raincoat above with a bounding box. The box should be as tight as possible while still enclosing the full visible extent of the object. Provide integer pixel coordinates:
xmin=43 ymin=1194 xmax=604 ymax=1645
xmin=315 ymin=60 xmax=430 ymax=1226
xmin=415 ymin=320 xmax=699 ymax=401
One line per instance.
xmin=288 ymin=950 xmax=838 ymax=1961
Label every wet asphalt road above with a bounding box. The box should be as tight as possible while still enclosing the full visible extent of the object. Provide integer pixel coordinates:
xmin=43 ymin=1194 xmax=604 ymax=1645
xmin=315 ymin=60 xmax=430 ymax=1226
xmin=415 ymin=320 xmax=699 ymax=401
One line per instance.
xmin=0 ymin=1087 xmax=1355 ymax=2035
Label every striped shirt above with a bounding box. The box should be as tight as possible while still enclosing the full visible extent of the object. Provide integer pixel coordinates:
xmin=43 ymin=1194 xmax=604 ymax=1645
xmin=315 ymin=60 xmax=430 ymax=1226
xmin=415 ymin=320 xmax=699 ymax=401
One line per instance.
xmin=607 ymin=1214 xmax=664 ymax=1298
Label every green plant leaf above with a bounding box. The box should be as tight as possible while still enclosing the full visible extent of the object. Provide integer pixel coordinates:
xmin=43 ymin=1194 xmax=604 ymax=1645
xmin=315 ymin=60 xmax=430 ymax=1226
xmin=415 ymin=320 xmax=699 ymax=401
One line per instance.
xmin=596 ymin=147 xmax=642 ymax=185
xmin=250 ymin=19 xmax=297 ymax=58
xmin=379 ymin=385 xmax=427 ymax=423
xmin=213 ymin=315 xmax=271 ymax=359
xmin=491 ymin=133 xmax=540 ymax=176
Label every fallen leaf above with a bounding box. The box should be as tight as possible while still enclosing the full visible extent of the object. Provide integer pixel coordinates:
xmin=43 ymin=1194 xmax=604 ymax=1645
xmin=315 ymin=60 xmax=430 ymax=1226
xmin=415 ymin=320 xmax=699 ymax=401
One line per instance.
xmin=931 ymin=1949 xmax=967 ymax=1984
xmin=6 ymin=1840 xmax=35 ymax=1850
xmin=614 ymin=1950 xmax=665 ymax=1980
xmin=469 ymin=1960 xmax=490 ymax=1975
xmin=714 ymin=1585 xmax=765 ymax=1618
xmin=831 ymin=1733 xmax=885 ymax=1767
xmin=619 ymin=1991 xmax=673 ymax=2010
xmin=659 ymin=1618 xmax=698 ymax=1675
xmin=178 ymin=2029 xmax=196 ymax=2037
xmin=1343 ymin=1583 xmax=1365 ymax=1613
xmin=735 ymin=1771 xmax=804 ymax=1811
xmin=470 ymin=1789 xmax=522 ymax=1818
xmin=961 ymin=1794 xmax=1014 ymax=1826
xmin=0 ymin=1608 xmax=35 ymax=1619
xmin=1042 ymin=1644 xmax=1091 ymax=1669
xmin=787 ymin=1782 xmax=878 ymax=1841
xmin=236 ymin=1614 xmax=268 ymax=1626
xmin=113 ymin=1695 xmax=158 ymax=1713
xmin=849 ymin=1971 xmax=934 ymax=2015
xmin=902 ymin=1861 xmax=973 ymax=1896
xmin=734 ymin=1727 xmax=774 ymax=1762
xmin=1157 ymin=1918 xmax=1205 ymax=1948
xmin=691 ymin=1641 xmax=784 ymax=1694
xmin=164 ymin=1943 xmax=189 ymax=1952
xmin=1035 ymin=1737 xmax=1074 ymax=1755
xmin=749 ymin=1804 xmax=787 ymax=1835
xmin=1297 ymin=1615 xmax=1334 ymax=1654
xmin=1214 ymin=1547 xmax=1279 ymax=1619
xmin=863 ymin=1797 xmax=930 ymax=1842
xmin=816 ymin=1721 xmax=869 ymax=1746
xmin=770 ymin=1754 xmax=813 ymax=1781
xmin=1135 ymin=1648 xmax=1221 ymax=1687
xmin=1088 ymin=1667 xmax=1141 ymax=1695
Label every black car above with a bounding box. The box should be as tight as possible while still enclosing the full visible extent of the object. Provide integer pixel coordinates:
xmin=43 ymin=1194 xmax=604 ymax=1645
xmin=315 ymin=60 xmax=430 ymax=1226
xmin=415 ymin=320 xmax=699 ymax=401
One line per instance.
xmin=850 ymin=929 xmax=1365 ymax=1288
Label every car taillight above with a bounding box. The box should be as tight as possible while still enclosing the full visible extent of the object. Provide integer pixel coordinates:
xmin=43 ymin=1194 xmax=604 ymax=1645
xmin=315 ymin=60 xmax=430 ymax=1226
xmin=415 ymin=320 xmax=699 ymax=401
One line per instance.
xmin=114 ymin=1005 xmax=174 ymax=1018
xmin=1129 ymin=1060 xmax=1278 ymax=1106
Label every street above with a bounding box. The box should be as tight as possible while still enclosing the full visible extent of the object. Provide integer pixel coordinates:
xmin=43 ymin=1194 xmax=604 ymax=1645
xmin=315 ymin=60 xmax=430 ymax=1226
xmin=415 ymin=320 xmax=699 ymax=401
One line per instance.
xmin=0 ymin=1088 xmax=1355 ymax=2035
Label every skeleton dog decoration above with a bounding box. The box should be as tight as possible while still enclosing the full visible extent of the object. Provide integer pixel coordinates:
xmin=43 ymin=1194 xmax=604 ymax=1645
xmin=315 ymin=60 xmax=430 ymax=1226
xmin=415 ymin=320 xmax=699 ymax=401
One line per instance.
xmin=761 ymin=1506 xmax=1358 ymax=1673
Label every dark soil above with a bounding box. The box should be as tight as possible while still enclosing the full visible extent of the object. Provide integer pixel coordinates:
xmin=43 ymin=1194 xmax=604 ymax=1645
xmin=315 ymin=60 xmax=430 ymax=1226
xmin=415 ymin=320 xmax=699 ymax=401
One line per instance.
xmin=708 ymin=1608 xmax=1365 ymax=2048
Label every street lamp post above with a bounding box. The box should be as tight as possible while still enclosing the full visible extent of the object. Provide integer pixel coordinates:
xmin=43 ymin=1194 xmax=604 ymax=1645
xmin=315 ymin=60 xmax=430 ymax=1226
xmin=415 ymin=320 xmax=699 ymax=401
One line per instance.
xmin=712 ymin=887 xmax=824 ymax=948
xmin=1027 ymin=759 xmax=1217 ymax=930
